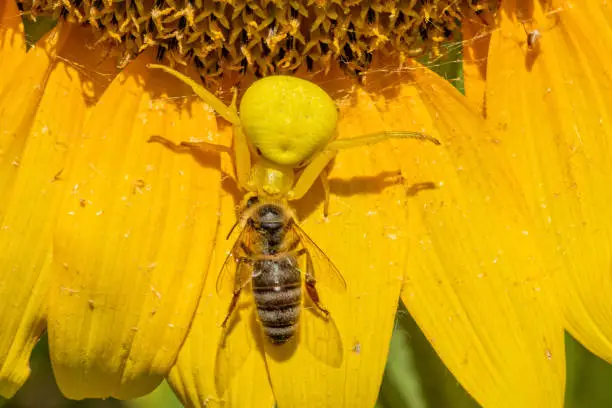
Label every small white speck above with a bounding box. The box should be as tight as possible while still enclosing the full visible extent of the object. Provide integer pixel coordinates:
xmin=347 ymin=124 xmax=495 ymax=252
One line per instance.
xmin=521 ymin=230 xmax=529 ymax=236
xmin=60 ymin=287 xmax=80 ymax=295
xmin=145 ymin=164 xmax=155 ymax=172
xmin=151 ymin=285 xmax=162 ymax=299
xmin=168 ymin=323 xmax=175 ymax=328
xmin=96 ymin=210 xmax=104 ymax=216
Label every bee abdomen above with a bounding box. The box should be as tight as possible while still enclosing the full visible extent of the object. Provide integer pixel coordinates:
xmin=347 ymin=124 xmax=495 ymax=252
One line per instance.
xmin=264 ymin=325 xmax=298 ymax=344
xmin=254 ymin=285 xmax=301 ymax=344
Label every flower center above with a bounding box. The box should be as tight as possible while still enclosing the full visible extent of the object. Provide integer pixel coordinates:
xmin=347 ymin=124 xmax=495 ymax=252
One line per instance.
xmin=19 ymin=0 xmax=497 ymax=76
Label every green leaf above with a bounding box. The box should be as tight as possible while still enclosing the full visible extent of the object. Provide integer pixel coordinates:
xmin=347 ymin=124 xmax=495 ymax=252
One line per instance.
xmin=22 ymin=16 xmax=56 ymax=49
xmin=565 ymin=333 xmax=612 ymax=408
xmin=123 ymin=382 xmax=183 ymax=408
xmin=377 ymin=303 xmax=479 ymax=408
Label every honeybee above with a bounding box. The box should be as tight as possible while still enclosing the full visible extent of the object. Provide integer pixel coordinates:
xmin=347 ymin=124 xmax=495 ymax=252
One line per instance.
xmin=214 ymin=193 xmax=346 ymax=393
xmin=218 ymin=193 xmax=346 ymax=339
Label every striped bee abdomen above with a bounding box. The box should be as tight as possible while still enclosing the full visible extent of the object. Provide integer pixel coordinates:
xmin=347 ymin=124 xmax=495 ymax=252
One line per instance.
xmin=252 ymin=256 xmax=302 ymax=344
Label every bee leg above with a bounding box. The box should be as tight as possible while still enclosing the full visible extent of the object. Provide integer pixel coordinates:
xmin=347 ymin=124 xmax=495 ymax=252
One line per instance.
xmin=221 ymin=290 xmax=242 ymax=328
xmin=300 ymin=249 xmax=330 ymax=318
xmin=284 ymin=238 xmax=301 ymax=253
xmin=305 ymin=274 xmax=330 ymax=318
xmin=221 ymin=257 xmax=251 ymax=328
xmin=240 ymin=242 xmax=254 ymax=255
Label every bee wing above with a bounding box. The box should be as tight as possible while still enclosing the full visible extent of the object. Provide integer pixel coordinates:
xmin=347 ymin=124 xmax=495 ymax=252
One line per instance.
xmin=215 ymin=283 xmax=257 ymax=396
xmin=301 ymin=298 xmax=344 ymax=368
xmin=216 ymin=224 xmax=254 ymax=295
xmin=214 ymin=225 xmax=258 ymax=397
xmin=291 ymin=221 xmax=347 ymax=293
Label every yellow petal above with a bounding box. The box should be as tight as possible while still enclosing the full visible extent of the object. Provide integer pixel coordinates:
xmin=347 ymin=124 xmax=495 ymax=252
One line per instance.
xmin=0 ymin=23 xmax=104 ymax=398
xmin=262 ymin=72 xmax=412 ymax=408
xmin=48 ymin=52 xmax=221 ymax=399
xmin=0 ymin=25 xmax=64 ymax=220
xmin=169 ymin=66 xmax=427 ymax=407
xmin=487 ymin=0 xmax=612 ymax=361
xmin=0 ymin=0 xmax=26 ymax=90
xmin=168 ymin=185 xmax=275 ymax=408
xmin=461 ymin=6 xmax=491 ymax=112
xmin=401 ymin=63 xmax=565 ymax=407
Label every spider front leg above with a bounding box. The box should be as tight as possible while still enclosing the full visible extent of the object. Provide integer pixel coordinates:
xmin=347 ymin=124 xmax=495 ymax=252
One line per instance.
xmin=148 ymin=64 xmax=253 ymax=191
xmin=288 ymin=149 xmax=337 ymax=216
xmin=182 ymin=123 xmax=252 ymax=192
xmin=288 ymin=131 xmax=440 ymax=214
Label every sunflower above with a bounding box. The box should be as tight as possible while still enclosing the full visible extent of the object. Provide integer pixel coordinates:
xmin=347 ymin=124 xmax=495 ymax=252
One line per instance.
xmin=0 ymin=0 xmax=610 ymax=406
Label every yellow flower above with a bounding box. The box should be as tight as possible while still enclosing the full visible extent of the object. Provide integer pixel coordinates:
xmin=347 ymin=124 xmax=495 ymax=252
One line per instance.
xmin=1 ymin=0 xmax=611 ymax=407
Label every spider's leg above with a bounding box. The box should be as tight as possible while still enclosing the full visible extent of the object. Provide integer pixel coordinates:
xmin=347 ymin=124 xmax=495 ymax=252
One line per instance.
xmin=320 ymin=168 xmax=331 ymax=217
xmin=288 ymin=149 xmax=336 ymax=202
xmin=148 ymin=64 xmax=240 ymax=124
xmin=288 ymin=131 xmax=439 ymax=209
xmin=148 ymin=64 xmax=254 ymax=191
xmin=326 ymin=131 xmax=440 ymax=151
xmin=233 ymin=126 xmax=253 ymax=191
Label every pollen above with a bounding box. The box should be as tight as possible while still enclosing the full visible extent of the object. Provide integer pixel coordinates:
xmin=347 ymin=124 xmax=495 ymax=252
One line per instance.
xmin=19 ymin=0 xmax=496 ymax=77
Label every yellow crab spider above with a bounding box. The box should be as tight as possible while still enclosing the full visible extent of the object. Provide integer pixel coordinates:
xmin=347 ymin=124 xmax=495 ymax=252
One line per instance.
xmin=148 ymin=64 xmax=440 ymax=214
